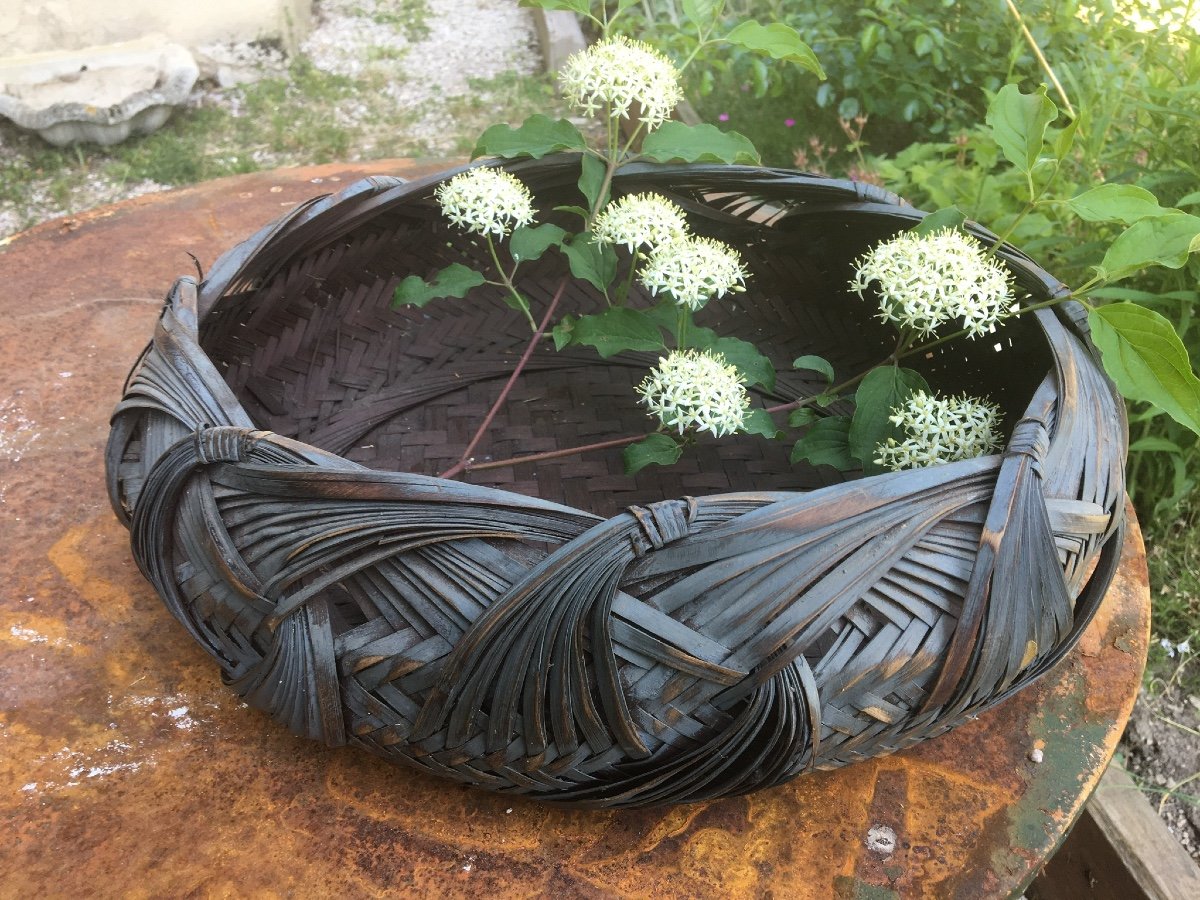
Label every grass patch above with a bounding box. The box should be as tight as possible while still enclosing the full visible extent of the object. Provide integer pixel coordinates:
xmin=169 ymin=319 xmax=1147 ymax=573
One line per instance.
xmin=1144 ymin=498 xmax=1200 ymax=696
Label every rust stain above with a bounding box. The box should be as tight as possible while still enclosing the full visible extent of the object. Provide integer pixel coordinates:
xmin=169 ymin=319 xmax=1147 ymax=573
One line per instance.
xmin=0 ymin=163 xmax=1152 ymax=899
xmin=48 ymin=518 xmax=137 ymax=621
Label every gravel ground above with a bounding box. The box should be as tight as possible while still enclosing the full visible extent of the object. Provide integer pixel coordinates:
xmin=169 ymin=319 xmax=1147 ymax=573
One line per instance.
xmin=1121 ymin=682 xmax=1200 ymax=861
xmin=301 ymin=0 xmax=541 ymax=152
xmin=0 ymin=0 xmax=545 ymax=239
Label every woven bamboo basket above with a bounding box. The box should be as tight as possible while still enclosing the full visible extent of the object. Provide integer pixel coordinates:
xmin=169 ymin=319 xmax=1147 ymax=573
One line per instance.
xmin=106 ymin=157 xmax=1127 ymax=808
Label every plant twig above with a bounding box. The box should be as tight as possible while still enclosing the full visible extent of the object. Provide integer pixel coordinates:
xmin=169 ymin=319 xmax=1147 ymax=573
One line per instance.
xmin=1004 ymin=0 xmax=1076 ymax=117
xmin=464 ymin=434 xmax=648 ymax=473
xmin=439 ymin=275 xmax=570 ymax=479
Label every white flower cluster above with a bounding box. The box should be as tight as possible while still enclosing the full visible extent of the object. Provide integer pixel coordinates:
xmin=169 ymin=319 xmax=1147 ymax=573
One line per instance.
xmin=593 ymin=193 xmax=689 ymax=251
xmin=875 ymin=390 xmax=1002 ymax=471
xmin=639 ymin=235 xmax=748 ymax=311
xmin=638 ymin=349 xmax=750 ymax=437
xmin=560 ymin=35 xmax=684 ymax=130
xmin=435 ymin=167 xmax=535 ymax=238
xmin=850 ymin=229 xmax=1016 ymax=338
xmin=593 ymin=192 xmax=747 ymax=310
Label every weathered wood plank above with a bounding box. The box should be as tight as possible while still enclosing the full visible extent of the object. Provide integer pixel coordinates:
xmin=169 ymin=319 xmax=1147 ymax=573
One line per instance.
xmin=1031 ymin=764 xmax=1200 ymax=900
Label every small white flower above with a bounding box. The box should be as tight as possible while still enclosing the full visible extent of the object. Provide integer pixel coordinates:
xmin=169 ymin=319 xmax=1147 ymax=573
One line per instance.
xmin=435 ymin=168 xmax=536 ymax=238
xmin=850 ymin=229 xmax=1017 ymax=338
xmin=560 ymin=35 xmax=684 ymax=130
xmin=874 ymin=390 xmax=1002 ymax=471
xmin=593 ymin=193 xmax=689 ymax=251
xmin=638 ymin=349 xmax=750 ymax=437
xmin=1178 ymin=639 xmax=1191 ymax=655
xmin=639 ymin=236 xmax=748 ymax=311
xmin=1160 ymin=637 xmax=1177 ymax=657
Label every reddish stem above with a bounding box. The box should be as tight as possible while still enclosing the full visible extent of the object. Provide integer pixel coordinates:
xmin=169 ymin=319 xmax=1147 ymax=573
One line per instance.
xmin=439 ymin=275 xmax=570 ymax=480
xmin=465 ymin=434 xmax=647 ymax=473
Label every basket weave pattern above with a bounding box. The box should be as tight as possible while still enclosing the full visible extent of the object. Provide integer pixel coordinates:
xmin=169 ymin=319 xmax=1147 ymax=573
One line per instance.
xmin=106 ymin=160 xmax=1127 ymax=808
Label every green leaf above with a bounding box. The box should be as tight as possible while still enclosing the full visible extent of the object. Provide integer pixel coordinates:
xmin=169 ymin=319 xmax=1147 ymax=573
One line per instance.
xmin=792 ymin=354 xmax=835 ymax=383
xmin=1098 ymin=213 xmax=1200 ymax=282
xmin=393 ymin=263 xmax=485 ymax=308
xmin=688 ymin=326 xmax=773 ymax=388
xmin=723 ymin=22 xmax=826 ymax=78
xmin=682 ymin=0 xmax=719 ymax=29
xmin=1052 ymin=116 xmax=1080 ymax=161
xmin=692 ymin=332 xmax=775 ymax=390
xmin=554 ymin=204 xmax=589 ymax=220
xmin=551 ymin=315 xmax=575 ymax=351
xmin=790 ymin=417 xmax=855 ymax=470
xmin=517 ymin=0 xmax=590 ymax=16
xmin=472 ymin=114 xmax=587 ymax=160
xmin=848 ymin=367 xmax=931 ymax=474
xmin=1176 ymin=190 xmax=1200 ymax=207
xmin=1129 ymin=436 xmax=1186 ymax=454
xmin=561 ymin=231 xmax=618 ymax=292
xmin=571 ymin=307 xmax=665 ymax=358
xmin=624 ymin=434 xmax=683 ymax=475
xmin=1067 ymin=184 xmax=1167 ymax=225
xmin=1088 ymin=302 xmax=1200 ymax=436
xmin=788 ymin=407 xmax=817 ymax=428
xmin=578 ymin=154 xmax=608 ymax=215
xmin=509 ymin=223 xmax=567 ymax=263
xmin=985 ymin=84 xmax=1057 ymax=175
xmin=741 ymin=408 xmax=782 ymax=439
xmin=642 ymin=299 xmax=683 ymax=337
xmin=640 ymin=122 xmax=762 ymax=165
xmin=912 ymin=206 xmax=967 ymax=235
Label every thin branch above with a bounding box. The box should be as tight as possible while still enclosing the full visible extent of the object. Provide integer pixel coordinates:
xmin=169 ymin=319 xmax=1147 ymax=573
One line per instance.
xmin=439 ymin=275 xmax=570 ymax=480
xmin=464 ymin=434 xmax=648 ymax=473
xmin=1004 ymin=0 xmax=1076 ymax=117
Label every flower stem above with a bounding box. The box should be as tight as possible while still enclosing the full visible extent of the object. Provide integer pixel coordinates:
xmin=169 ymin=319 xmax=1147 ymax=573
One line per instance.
xmin=985 ymin=158 xmax=1065 ymax=257
xmin=896 ymin=296 xmax=1069 ymax=360
xmin=438 ymin=275 xmax=571 ymax=480
xmin=618 ymin=254 xmax=639 ymax=306
xmin=590 ymin=155 xmax=619 ymax=227
xmin=486 ymin=235 xmax=536 ymax=331
xmin=464 ymin=434 xmax=648 ymax=474
xmin=764 ymin=358 xmax=885 ymax=415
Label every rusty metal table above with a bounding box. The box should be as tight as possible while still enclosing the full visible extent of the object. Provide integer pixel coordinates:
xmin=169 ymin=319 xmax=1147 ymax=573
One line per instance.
xmin=0 ymin=162 xmax=1150 ymax=899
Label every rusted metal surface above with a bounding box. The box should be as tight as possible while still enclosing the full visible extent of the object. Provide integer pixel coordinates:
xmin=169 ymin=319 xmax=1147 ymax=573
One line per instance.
xmin=0 ymin=162 xmax=1150 ymax=898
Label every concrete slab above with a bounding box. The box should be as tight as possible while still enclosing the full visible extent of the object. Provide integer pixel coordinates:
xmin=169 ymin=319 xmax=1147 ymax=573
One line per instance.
xmin=0 ymin=160 xmax=1150 ymax=898
xmin=0 ymin=36 xmax=198 ymax=146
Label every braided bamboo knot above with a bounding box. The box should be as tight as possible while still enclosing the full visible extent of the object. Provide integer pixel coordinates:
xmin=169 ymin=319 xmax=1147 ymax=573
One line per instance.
xmin=106 ymin=160 xmax=1127 ymax=808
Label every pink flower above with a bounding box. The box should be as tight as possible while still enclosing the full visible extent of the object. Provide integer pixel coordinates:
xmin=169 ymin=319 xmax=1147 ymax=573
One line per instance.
xmin=784 ymin=118 xmax=796 ymax=127
xmin=718 ymin=112 xmax=730 ymax=122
